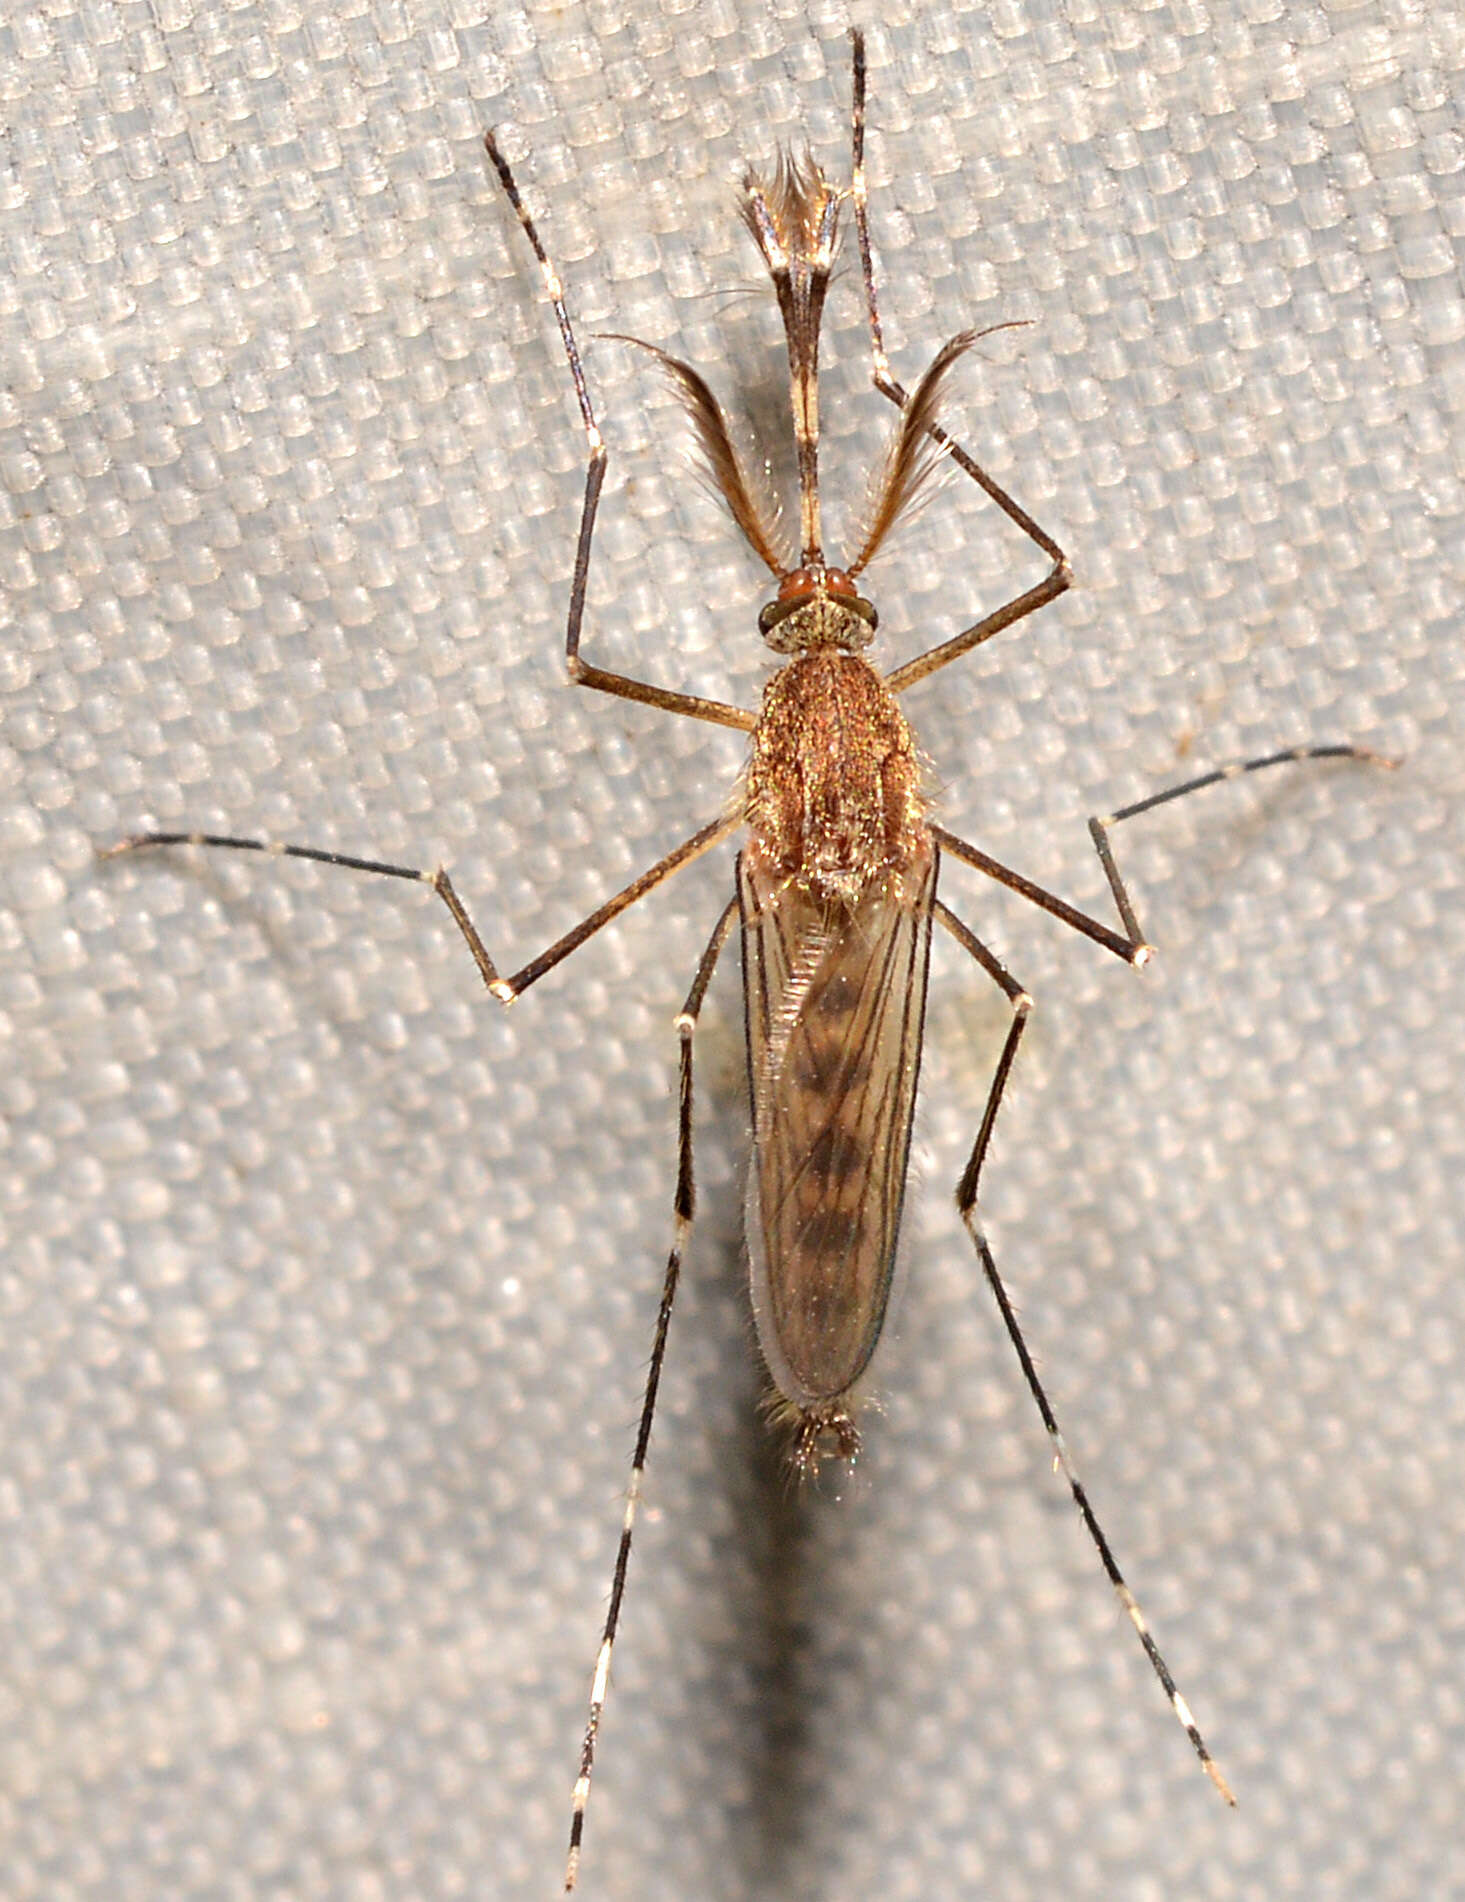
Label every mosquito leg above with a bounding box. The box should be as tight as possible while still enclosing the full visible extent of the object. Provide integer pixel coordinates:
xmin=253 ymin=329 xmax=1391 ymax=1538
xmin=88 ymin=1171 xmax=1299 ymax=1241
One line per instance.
xmin=963 ymin=1222 xmax=1237 ymax=1805
xmin=100 ymin=811 xmax=740 ymax=1004
xmin=563 ymin=895 xmax=738 ymax=1893
xmin=932 ymin=899 xmax=1032 ymax=1211
xmin=848 ymin=29 xmax=1070 ymax=698
xmin=483 ymin=134 xmax=754 ymax=736
xmin=934 ymin=896 xmax=1233 ymax=1804
xmin=932 ymin=822 xmax=1153 ymax=967
xmin=936 ymin=746 xmax=1392 ymax=961
xmin=1087 ymin=743 xmax=1400 ymax=946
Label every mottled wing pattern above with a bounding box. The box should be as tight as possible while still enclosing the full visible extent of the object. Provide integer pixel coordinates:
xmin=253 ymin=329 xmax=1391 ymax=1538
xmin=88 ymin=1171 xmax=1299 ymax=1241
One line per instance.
xmin=738 ymin=845 xmax=936 ymax=1409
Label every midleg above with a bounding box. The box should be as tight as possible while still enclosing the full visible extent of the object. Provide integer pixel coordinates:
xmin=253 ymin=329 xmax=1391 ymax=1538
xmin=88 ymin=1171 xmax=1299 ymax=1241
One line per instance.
xmin=932 ymin=823 xmax=1152 ymax=967
xmin=1087 ymin=743 xmax=1398 ymax=944
xmin=933 ymin=734 xmax=1393 ymax=969
xmin=100 ymin=811 xmax=740 ymax=1004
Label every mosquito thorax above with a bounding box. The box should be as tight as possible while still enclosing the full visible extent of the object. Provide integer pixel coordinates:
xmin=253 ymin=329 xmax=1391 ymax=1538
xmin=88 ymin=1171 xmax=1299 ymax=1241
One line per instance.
xmin=758 ymin=564 xmax=878 ymax=654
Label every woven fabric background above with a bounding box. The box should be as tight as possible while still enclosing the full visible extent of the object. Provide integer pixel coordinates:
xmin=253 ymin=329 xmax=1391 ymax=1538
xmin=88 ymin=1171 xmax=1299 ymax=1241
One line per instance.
xmin=2 ymin=4 xmax=1461 ymax=1899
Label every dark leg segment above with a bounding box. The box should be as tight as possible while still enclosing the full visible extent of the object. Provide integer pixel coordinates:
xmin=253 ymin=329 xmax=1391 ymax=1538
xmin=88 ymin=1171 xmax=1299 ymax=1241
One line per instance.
xmin=932 ymin=823 xmax=1152 ymax=967
xmin=563 ymin=896 xmax=739 ymax=1893
xmin=100 ymin=812 xmax=740 ymax=1004
xmin=848 ymin=29 xmax=1071 ymax=698
xmin=1088 ymin=743 xmax=1398 ymax=945
xmin=961 ymin=1210 xmax=1235 ymax=1804
xmin=483 ymin=133 xmax=754 ymax=736
xmin=933 ymin=898 xmax=1234 ymax=1805
xmin=932 ymin=900 xmax=1032 ymax=1211
xmin=935 ymin=735 xmax=1393 ymax=968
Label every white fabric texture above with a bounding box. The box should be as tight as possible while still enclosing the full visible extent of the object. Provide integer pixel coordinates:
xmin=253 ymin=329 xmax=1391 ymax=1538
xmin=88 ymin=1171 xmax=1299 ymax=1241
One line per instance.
xmin=1 ymin=4 xmax=1461 ymax=1899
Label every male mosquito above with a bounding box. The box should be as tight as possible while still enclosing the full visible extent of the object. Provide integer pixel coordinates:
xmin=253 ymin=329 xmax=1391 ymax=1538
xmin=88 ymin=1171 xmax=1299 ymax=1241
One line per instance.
xmin=103 ymin=29 xmax=1392 ymax=1894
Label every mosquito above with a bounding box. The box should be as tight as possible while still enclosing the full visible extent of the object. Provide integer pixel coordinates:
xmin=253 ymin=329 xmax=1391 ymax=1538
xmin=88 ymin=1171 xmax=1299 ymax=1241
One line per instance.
xmin=102 ymin=28 xmax=1394 ymax=1893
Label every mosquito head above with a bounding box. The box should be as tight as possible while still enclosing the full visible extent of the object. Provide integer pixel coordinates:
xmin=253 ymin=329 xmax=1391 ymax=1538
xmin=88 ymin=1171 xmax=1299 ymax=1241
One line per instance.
xmin=758 ymin=564 xmax=878 ymax=655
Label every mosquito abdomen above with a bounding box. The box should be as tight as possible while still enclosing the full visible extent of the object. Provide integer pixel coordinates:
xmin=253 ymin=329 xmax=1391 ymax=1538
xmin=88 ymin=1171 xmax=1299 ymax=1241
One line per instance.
xmin=741 ymin=644 xmax=936 ymax=1467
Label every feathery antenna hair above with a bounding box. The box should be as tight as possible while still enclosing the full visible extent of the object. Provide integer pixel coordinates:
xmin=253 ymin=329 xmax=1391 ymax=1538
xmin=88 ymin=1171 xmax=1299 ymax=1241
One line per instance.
xmin=848 ymin=325 xmax=1029 ymax=576
xmin=604 ymin=335 xmax=790 ymax=576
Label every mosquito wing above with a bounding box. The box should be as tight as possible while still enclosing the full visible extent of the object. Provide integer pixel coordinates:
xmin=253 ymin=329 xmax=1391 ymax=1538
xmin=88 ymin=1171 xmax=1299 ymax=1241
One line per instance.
xmin=738 ymin=844 xmax=937 ymax=1423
